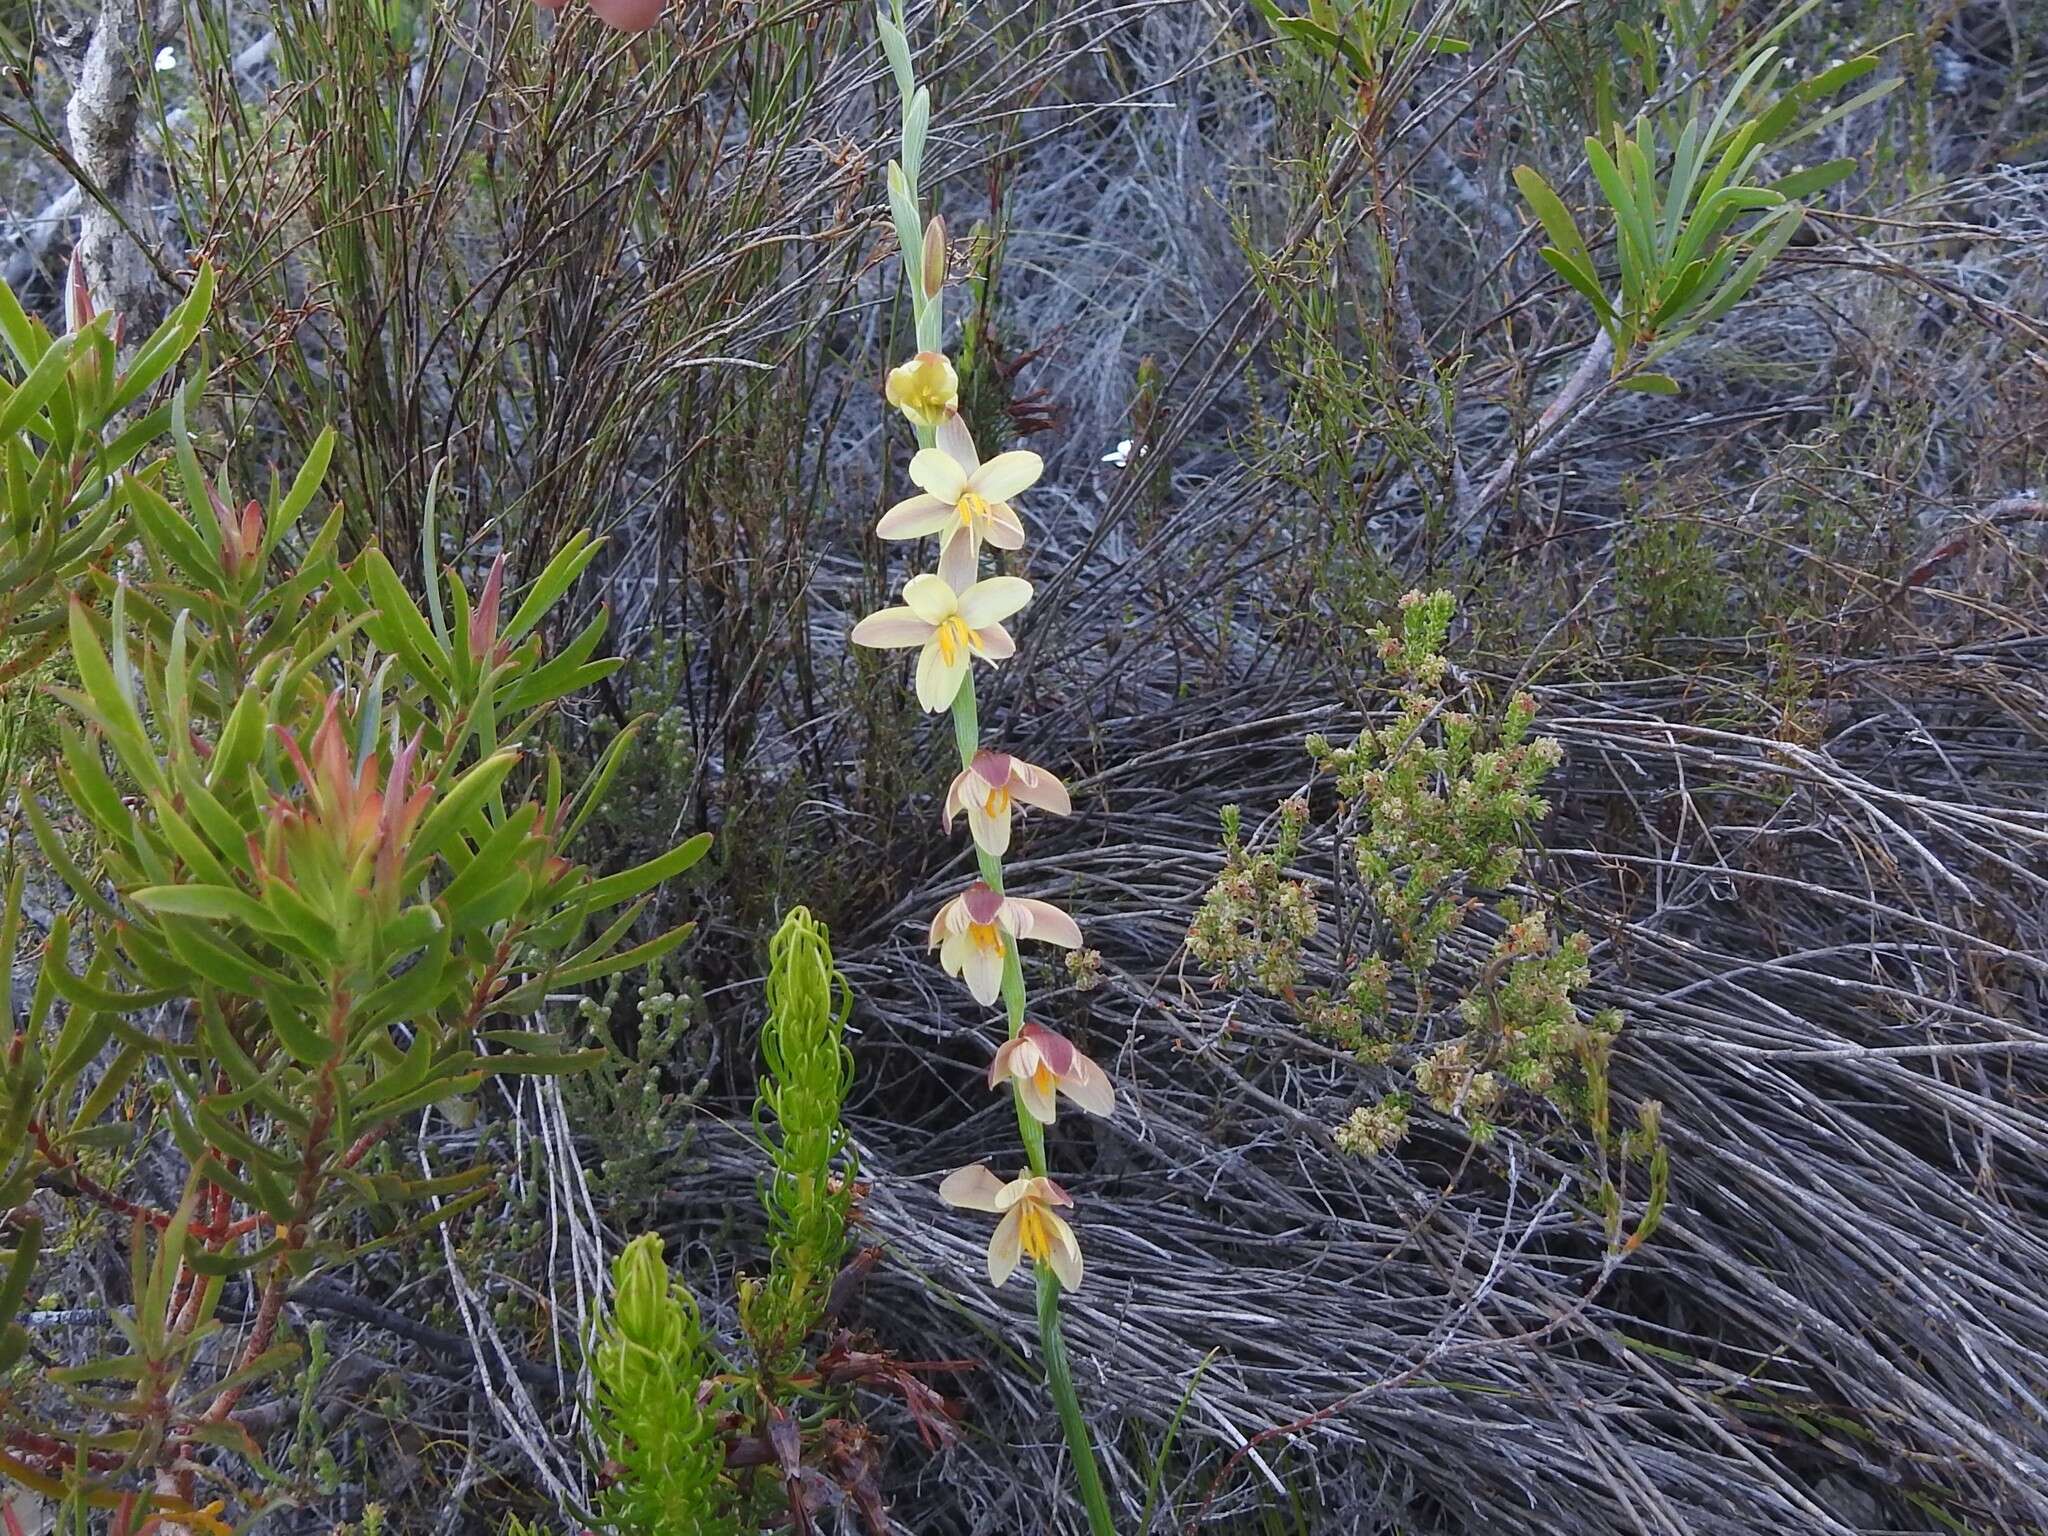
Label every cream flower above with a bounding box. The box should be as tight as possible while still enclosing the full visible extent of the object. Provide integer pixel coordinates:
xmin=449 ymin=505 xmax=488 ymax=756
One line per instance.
xmin=928 ymin=881 xmax=1082 ymax=1005
xmin=884 ymin=350 xmax=959 ymax=430
xmin=942 ymin=749 xmax=1071 ymax=858
xmin=877 ymin=416 xmax=1039 ymax=588
xmin=988 ymin=1023 xmax=1115 ymax=1124
xmin=849 ymin=572 xmax=1032 ymax=713
xmin=938 ymin=1164 xmax=1082 ymax=1290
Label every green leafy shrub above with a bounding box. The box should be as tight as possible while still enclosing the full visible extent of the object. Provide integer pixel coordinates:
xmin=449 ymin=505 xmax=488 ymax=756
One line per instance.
xmin=591 ymin=1234 xmax=739 ymax=1536
xmin=743 ymin=906 xmax=855 ymax=1376
xmin=0 ymin=265 xmax=213 ymax=692
xmin=1513 ymin=41 xmax=1896 ymax=387
xmin=1189 ymin=591 xmax=1620 ymax=1147
xmin=588 ymin=905 xmax=882 ymax=1535
xmin=0 ymin=266 xmax=710 ymax=1526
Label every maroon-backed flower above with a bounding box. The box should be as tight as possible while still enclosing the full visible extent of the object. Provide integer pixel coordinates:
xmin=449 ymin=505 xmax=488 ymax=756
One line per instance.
xmin=942 ymin=749 xmax=1070 ymax=857
xmin=988 ymin=1023 xmax=1114 ymax=1124
xmin=928 ymin=881 xmax=1081 ymax=1005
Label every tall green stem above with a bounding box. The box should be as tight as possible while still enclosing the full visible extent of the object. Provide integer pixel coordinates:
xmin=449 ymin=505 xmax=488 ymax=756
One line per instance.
xmin=1039 ymin=1266 xmax=1117 ymax=1534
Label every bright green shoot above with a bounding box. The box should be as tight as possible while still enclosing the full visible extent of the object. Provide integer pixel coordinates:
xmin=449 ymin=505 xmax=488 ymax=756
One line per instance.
xmin=1515 ymin=46 xmax=1895 ymax=385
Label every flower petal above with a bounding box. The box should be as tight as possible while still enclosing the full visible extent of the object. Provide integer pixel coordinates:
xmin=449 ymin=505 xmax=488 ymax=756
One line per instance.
xmin=1021 ymin=1023 xmax=1077 ymax=1076
xmin=1060 ymin=1056 xmax=1118 ymax=1118
xmin=1043 ymin=1210 xmax=1083 ymax=1291
xmin=876 ymin=494 xmax=955 ymax=540
xmin=849 ymin=607 xmax=933 ymax=649
xmin=1010 ymin=897 xmax=1082 ymax=948
xmin=1030 ymin=1176 xmax=1074 ymax=1208
xmin=939 ymin=1162 xmax=1008 ymax=1212
xmin=942 ymin=769 xmax=971 ymax=830
xmin=916 ymin=640 xmax=969 ymax=712
xmin=930 ymin=895 xmax=963 ymax=948
xmin=937 ymin=526 xmax=978 ymax=594
xmin=965 ymin=797 xmax=1011 ymax=857
xmin=987 ymin=1206 xmax=1024 ymax=1287
xmin=976 ymin=621 xmax=1017 ymax=661
xmin=1017 ymin=1071 xmax=1058 ymax=1125
xmin=907 ymin=447 xmax=968 ymax=504
xmin=902 ymin=572 xmax=959 ymax=624
xmin=1008 ymin=761 xmax=1072 ymax=816
xmin=963 ymin=938 xmax=1005 ymax=1006
xmin=957 ymin=576 xmax=1033 ymax=628
xmin=969 ymin=450 xmax=1043 ymax=504
xmin=936 ymin=412 xmax=980 ymax=473
xmin=988 ymin=1037 xmax=1026 ymax=1090
xmin=983 ymin=502 xmax=1027 ymax=550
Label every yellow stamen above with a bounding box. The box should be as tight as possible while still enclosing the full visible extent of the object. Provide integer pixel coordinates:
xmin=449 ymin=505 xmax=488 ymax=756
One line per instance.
xmin=969 ymin=921 xmax=1004 ymax=957
xmin=1032 ymin=1063 xmax=1056 ymax=1094
xmin=1016 ymin=1199 xmax=1055 ymax=1263
xmin=934 ymin=615 xmax=971 ymax=664
xmin=957 ymin=489 xmax=989 ymax=528
xmin=982 ymin=785 xmax=1012 ymax=817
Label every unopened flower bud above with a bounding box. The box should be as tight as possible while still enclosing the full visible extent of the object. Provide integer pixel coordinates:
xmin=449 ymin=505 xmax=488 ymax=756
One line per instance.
xmin=65 ymin=247 xmax=96 ymax=337
xmin=468 ymin=554 xmax=507 ymax=666
xmin=884 ymin=350 xmax=959 ymax=430
xmin=921 ymin=215 xmax=947 ymax=299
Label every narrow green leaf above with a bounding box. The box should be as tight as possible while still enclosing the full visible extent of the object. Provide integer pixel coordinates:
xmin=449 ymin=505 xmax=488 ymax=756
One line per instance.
xmin=562 ymin=719 xmax=641 ymax=843
xmin=1768 ymin=157 xmax=1858 ymax=200
xmin=170 ymin=380 xmax=224 ymax=561
xmin=0 ymin=272 xmax=45 ymax=370
xmin=107 ymin=262 xmax=215 ymax=417
xmin=63 ymin=600 xmax=158 ymax=790
xmin=409 ymin=750 xmax=522 ymax=866
xmin=0 ymin=1217 xmax=43 ymax=1320
xmin=264 ymin=991 xmax=337 ymax=1069
xmin=1514 ymin=165 xmax=1593 ymax=275
xmin=69 ymin=1043 xmax=146 ymax=1135
xmin=1537 ymin=248 xmax=1617 ymax=328
xmin=268 ymin=426 xmax=335 ymax=556
xmin=0 ymin=331 xmax=76 ymax=442
xmin=536 ymin=919 xmax=698 ymax=995
xmin=502 ymin=530 xmax=603 ymax=648
xmin=360 ymin=547 xmax=451 ymax=696
xmin=341 ymin=1177 xmax=495 ymax=1261
xmin=346 ymin=1072 xmax=483 ymax=1131
xmin=574 ymin=831 xmax=713 ymax=914
xmin=132 ymin=883 xmax=273 ymax=930
xmin=1692 ymin=206 xmax=1804 ymax=328
xmin=1585 ymin=135 xmax=1649 ymax=311
xmin=208 ymin=681 xmax=269 ymax=792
